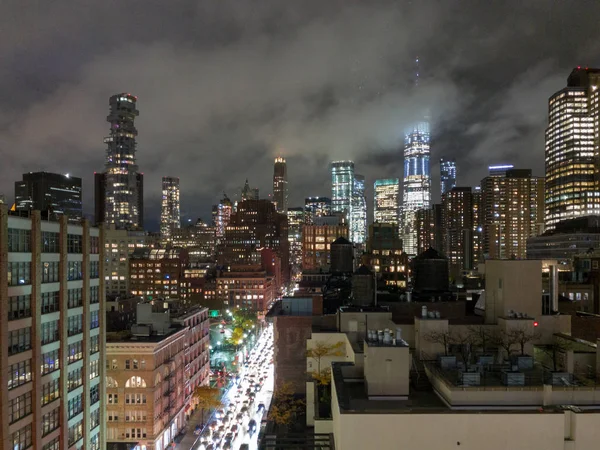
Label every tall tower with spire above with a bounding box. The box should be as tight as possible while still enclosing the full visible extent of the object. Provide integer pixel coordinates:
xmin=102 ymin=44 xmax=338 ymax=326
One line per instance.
xmin=400 ymin=58 xmax=431 ymax=255
xmin=273 ymin=156 xmax=288 ymax=213
xmin=241 ymin=179 xmax=259 ymax=201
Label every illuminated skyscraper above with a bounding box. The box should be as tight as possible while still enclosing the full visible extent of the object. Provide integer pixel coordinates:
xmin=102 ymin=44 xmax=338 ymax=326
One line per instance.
xmin=545 ymin=67 xmax=600 ymax=230
xmin=350 ymin=174 xmax=367 ymax=244
xmin=95 ymin=93 xmax=144 ymax=229
xmin=213 ymin=194 xmax=233 ymax=238
xmin=304 ymin=196 xmax=332 ymax=224
xmin=401 ymin=121 xmax=431 ymax=255
xmin=287 ymin=207 xmax=304 ymax=281
xmin=273 ymin=157 xmax=288 ymax=213
xmin=440 ymin=158 xmax=457 ymax=195
xmin=374 ymin=179 xmax=400 ymax=227
xmin=331 ymin=161 xmax=355 ymax=218
xmin=160 ymin=176 xmax=180 ymax=242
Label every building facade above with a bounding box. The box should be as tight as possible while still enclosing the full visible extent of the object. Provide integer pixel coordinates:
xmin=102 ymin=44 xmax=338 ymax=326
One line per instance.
xmin=439 ymin=157 xmax=457 ymax=195
xmin=287 ymin=207 xmax=304 ymax=282
xmin=273 ymin=157 xmax=288 ymax=213
xmin=365 ymin=223 xmax=409 ymax=288
xmin=0 ymin=206 xmax=105 ymax=450
xmin=302 ymin=223 xmax=349 ymax=271
xmin=160 ymin=177 xmax=180 ymax=244
xmin=213 ymin=194 xmax=233 ymax=239
xmin=350 ymin=174 xmax=367 ymax=244
xmin=14 ymin=172 xmax=83 ymax=223
xmin=373 ymin=179 xmax=400 ymax=229
xmin=481 ymin=169 xmax=545 ymax=259
xmin=95 ymin=93 xmax=144 ymax=229
xmin=401 ymin=121 xmax=431 ymax=255
xmin=171 ymin=220 xmax=216 ymax=263
xmin=304 ymin=197 xmax=332 ymax=224
xmin=415 ymin=204 xmax=443 ymax=255
xmin=441 ymin=187 xmax=475 ymax=277
xmin=129 ymin=248 xmax=190 ymax=299
xmin=331 ymin=161 xmax=354 ymax=220
xmin=216 ymin=267 xmax=276 ymax=312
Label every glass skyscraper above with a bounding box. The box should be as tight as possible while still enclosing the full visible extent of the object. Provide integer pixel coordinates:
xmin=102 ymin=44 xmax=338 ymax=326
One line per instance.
xmin=350 ymin=174 xmax=367 ymax=244
xmin=374 ymin=178 xmax=400 ymax=227
xmin=545 ymin=67 xmax=600 ymax=230
xmin=401 ymin=121 xmax=431 ymax=255
xmin=440 ymin=158 xmax=457 ymax=195
xmin=331 ymin=161 xmax=355 ymax=217
xmin=160 ymin=176 xmax=181 ymax=243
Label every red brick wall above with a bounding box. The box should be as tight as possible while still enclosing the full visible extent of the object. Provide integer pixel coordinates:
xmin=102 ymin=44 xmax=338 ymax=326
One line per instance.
xmin=273 ymin=316 xmax=313 ymax=395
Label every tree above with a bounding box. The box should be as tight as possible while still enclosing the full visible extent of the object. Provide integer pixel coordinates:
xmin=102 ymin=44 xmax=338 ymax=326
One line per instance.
xmin=424 ymin=330 xmax=456 ymax=356
xmin=492 ymin=328 xmax=519 ymax=360
xmin=306 ymin=341 xmax=345 ymax=385
xmin=269 ymin=382 xmax=305 ymax=429
xmin=452 ymin=330 xmax=475 ymax=364
xmin=193 ymin=386 xmax=223 ymax=427
xmin=511 ymin=326 xmax=541 ymax=356
xmin=226 ymin=327 xmax=245 ymax=347
xmin=538 ymin=337 xmax=573 ymax=372
xmin=467 ymin=325 xmax=494 ymax=355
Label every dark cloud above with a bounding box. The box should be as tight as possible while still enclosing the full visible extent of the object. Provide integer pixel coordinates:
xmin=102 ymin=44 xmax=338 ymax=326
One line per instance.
xmin=1 ymin=0 xmax=599 ymax=229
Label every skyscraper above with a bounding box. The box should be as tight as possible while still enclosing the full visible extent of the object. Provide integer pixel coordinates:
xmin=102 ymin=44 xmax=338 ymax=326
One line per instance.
xmin=331 ymin=161 xmax=355 ymax=218
xmin=481 ymin=169 xmax=545 ymax=259
xmin=442 ymin=187 xmax=475 ymax=277
xmin=401 ymin=121 xmax=431 ymax=255
xmin=304 ymin=196 xmax=332 ymax=224
xmin=545 ymin=67 xmax=600 ymax=230
xmin=440 ymin=158 xmax=457 ymax=195
xmin=213 ymin=194 xmax=233 ymax=238
xmin=416 ymin=204 xmax=443 ymax=255
xmin=241 ymin=179 xmax=259 ymax=201
xmin=374 ymin=179 xmax=400 ymax=227
xmin=488 ymin=164 xmax=514 ymax=178
xmin=350 ymin=174 xmax=367 ymax=244
xmin=14 ymin=171 xmax=82 ymax=222
xmin=95 ymin=93 xmax=144 ymax=229
xmin=160 ymin=176 xmax=181 ymax=242
xmin=287 ymin=207 xmax=304 ymax=281
xmin=273 ymin=156 xmax=288 ymax=213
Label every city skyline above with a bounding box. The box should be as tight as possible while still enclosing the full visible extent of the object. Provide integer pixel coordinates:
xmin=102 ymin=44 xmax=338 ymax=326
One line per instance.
xmin=2 ymin=2 xmax=595 ymax=228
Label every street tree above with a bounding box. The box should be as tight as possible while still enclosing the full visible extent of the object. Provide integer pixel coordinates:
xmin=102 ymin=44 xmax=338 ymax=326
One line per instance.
xmin=193 ymin=385 xmax=223 ymax=427
xmin=269 ymin=382 xmax=305 ymax=430
xmin=306 ymin=341 xmax=345 ymax=385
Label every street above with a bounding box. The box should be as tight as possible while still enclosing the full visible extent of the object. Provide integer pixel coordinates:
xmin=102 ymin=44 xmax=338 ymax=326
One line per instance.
xmin=184 ymin=323 xmax=274 ymax=450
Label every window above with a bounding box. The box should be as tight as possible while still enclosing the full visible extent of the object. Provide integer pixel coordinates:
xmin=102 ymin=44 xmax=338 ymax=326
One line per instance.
xmin=42 ymin=261 xmax=59 ymax=283
xmin=111 ymin=359 xmax=118 ymax=369
xmin=125 ymin=428 xmax=147 ymax=439
xmin=8 ymin=228 xmax=31 ymax=252
xmin=67 ymin=234 xmax=82 ymax=253
xmin=125 ymin=410 xmax=147 ymax=422
xmin=125 ymin=359 xmax=131 ymax=369
xmin=68 ymin=420 xmax=83 ymax=446
xmin=68 ymin=394 xmax=83 ymax=419
xmin=108 ymin=411 xmax=119 ymax=421
xmin=42 ymin=437 xmax=60 ymax=450
xmin=90 ymin=409 xmax=100 ymax=429
xmin=41 ymin=349 xmax=60 ymax=375
xmin=42 ymin=231 xmax=60 ymax=253
xmin=90 ymin=335 xmax=100 ymax=354
xmin=67 ymin=341 xmax=83 ymax=364
xmin=106 ymin=376 xmax=118 ymax=388
xmin=90 ymin=285 xmax=100 ymax=304
xmin=8 ymin=327 xmax=31 ymax=355
xmin=41 ymin=379 xmax=60 ymax=406
xmin=9 ymin=359 xmax=32 ymax=389
xmin=67 ymin=288 xmax=83 ymax=308
xmin=90 ymin=385 xmax=100 ymax=405
xmin=125 ymin=393 xmax=147 ymax=404
xmin=90 ymin=236 xmax=100 ymax=254
xmin=67 ymin=314 xmax=83 ymax=336
xmin=90 ymin=310 xmax=99 ymax=329
xmin=11 ymin=423 xmax=32 ymax=450
xmin=8 ymin=295 xmax=31 ymax=320
xmin=108 ymin=393 xmax=118 ymax=404
xmin=42 ymin=408 xmax=60 ymax=436
xmin=41 ymin=320 xmax=59 ymax=345
xmin=8 ymin=262 xmax=31 ymax=286
xmin=67 ymin=261 xmax=82 ymax=280
xmin=8 ymin=391 xmax=32 ymax=424
xmin=41 ymin=291 xmax=60 ymax=313
xmin=67 ymin=367 xmax=83 ymax=392
xmin=125 ymin=376 xmax=146 ymax=388
xmin=89 ymin=359 xmax=99 ymax=380
xmin=90 ymin=260 xmax=100 ymax=278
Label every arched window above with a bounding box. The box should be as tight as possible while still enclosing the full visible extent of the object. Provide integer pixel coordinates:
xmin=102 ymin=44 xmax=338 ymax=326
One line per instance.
xmin=125 ymin=376 xmax=146 ymax=388
xmin=155 ymin=373 xmax=162 ymax=386
xmin=106 ymin=376 xmax=118 ymax=388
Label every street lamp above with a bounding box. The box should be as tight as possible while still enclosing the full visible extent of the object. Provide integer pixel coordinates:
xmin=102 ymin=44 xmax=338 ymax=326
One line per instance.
xmin=217 ymin=341 xmax=221 ymax=346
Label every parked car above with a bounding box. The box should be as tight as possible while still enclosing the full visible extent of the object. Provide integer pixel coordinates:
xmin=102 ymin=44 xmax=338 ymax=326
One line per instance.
xmin=248 ymin=419 xmax=257 ymax=434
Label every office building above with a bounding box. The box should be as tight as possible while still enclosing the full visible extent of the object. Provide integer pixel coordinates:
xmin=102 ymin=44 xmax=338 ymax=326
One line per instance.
xmin=472 ymin=186 xmax=483 ymax=264
xmin=331 ymin=161 xmax=354 ymax=219
xmin=302 ymin=222 xmax=349 ymax=271
xmin=160 ymin=176 xmax=180 ymax=243
xmin=304 ymin=197 xmax=332 ymax=224
xmin=350 ymin=174 xmax=367 ymax=244
xmin=545 ymin=67 xmax=600 ymax=230
xmin=415 ymin=204 xmax=443 ymax=255
xmin=216 ymin=266 xmax=276 ymax=312
xmin=440 ymin=157 xmax=457 ymax=195
xmin=488 ymin=164 xmax=514 ymax=178
xmin=104 ymin=225 xmax=158 ymax=297
xmin=106 ymin=302 xmax=210 ymax=449
xmin=14 ymin=171 xmax=82 ymax=223
xmin=95 ymin=93 xmax=144 ymax=229
xmin=129 ymin=248 xmax=190 ymax=299
xmin=213 ymin=194 xmax=233 ymax=238
xmin=273 ymin=157 xmax=288 ymax=213
xmin=481 ymin=169 xmax=544 ymax=259
xmin=171 ymin=219 xmax=217 ymax=262
xmin=401 ymin=121 xmax=431 ymax=255
xmin=287 ymin=207 xmax=304 ymax=282
xmin=0 ymin=206 xmax=105 ymax=450
xmin=442 ymin=187 xmax=475 ymax=276
xmin=364 ymin=222 xmax=409 ymax=288
xmin=374 ymin=179 xmax=400 ymax=228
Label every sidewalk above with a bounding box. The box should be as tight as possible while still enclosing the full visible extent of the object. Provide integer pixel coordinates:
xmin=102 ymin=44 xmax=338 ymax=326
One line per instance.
xmin=174 ymin=406 xmax=204 ymax=450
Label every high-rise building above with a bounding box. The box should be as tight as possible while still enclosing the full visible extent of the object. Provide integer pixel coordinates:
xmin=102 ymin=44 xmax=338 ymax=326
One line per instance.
xmin=488 ymin=164 xmax=514 ymax=178
xmin=273 ymin=157 xmax=288 ymax=213
xmin=415 ymin=204 xmax=443 ymax=255
xmin=0 ymin=206 xmax=105 ymax=450
xmin=160 ymin=176 xmax=181 ymax=243
xmin=350 ymin=174 xmax=367 ymax=244
xmin=442 ymin=187 xmax=475 ymax=276
xmin=172 ymin=219 xmax=217 ymax=262
xmin=364 ymin=223 xmax=409 ymax=288
xmin=304 ymin=197 xmax=332 ymax=224
xmin=302 ymin=222 xmax=349 ymax=271
xmin=129 ymin=248 xmax=190 ymax=299
xmin=14 ymin=171 xmax=82 ymax=222
xmin=95 ymin=93 xmax=144 ymax=229
xmin=374 ymin=179 xmax=400 ymax=227
xmin=545 ymin=67 xmax=600 ymax=230
xmin=287 ymin=207 xmax=304 ymax=282
xmin=440 ymin=158 xmax=457 ymax=195
xmin=401 ymin=121 xmax=431 ymax=255
xmin=213 ymin=194 xmax=233 ymax=238
xmin=481 ymin=169 xmax=545 ymax=259
xmin=331 ymin=161 xmax=355 ymax=219
xmin=241 ymin=179 xmax=259 ymax=201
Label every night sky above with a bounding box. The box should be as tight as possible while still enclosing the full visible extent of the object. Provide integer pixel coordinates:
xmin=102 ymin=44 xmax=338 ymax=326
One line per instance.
xmin=1 ymin=0 xmax=599 ymax=230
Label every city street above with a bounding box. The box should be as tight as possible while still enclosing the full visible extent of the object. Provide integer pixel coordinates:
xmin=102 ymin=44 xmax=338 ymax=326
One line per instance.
xmin=188 ymin=323 xmax=274 ymax=450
